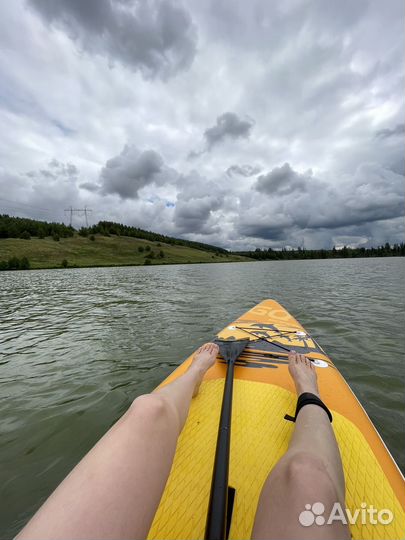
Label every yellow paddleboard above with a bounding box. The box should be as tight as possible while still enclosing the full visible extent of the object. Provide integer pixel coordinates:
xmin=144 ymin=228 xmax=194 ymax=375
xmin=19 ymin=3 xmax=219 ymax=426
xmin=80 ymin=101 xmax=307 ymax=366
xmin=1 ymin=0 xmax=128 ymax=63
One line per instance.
xmin=148 ymin=299 xmax=405 ymax=539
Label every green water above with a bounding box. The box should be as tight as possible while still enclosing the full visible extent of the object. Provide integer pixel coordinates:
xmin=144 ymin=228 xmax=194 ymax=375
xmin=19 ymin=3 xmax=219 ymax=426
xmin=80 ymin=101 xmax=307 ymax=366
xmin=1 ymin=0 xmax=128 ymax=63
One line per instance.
xmin=1 ymin=257 xmax=404 ymax=537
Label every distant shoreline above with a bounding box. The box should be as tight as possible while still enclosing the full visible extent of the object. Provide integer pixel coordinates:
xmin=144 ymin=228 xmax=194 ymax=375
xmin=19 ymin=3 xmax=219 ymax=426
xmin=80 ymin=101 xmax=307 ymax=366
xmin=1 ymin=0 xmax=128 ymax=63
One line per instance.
xmin=0 ymin=234 xmax=250 ymax=271
xmin=2 ymin=215 xmax=403 ymax=272
xmin=0 ymin=235 xmax=403 ymax=273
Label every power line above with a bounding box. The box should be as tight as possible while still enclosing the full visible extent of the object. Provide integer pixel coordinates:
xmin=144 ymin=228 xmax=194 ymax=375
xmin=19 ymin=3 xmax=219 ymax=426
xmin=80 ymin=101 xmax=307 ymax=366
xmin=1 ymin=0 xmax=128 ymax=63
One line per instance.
xmin=0 ymin=197 xmax=53 ymax=213
xmin=0 ymin=203 xmax=63 ymax=222
xmin=64 ymin=206 xmax=92 ymax=227
xmin=0 ymin=198 xmax=95 ymax=227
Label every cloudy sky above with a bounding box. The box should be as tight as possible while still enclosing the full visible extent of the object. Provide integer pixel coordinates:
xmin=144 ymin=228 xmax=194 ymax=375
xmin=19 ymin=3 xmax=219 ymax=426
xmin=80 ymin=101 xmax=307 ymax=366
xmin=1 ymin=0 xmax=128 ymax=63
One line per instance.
xmin=0 ymin=0 xmax=403 ymax=250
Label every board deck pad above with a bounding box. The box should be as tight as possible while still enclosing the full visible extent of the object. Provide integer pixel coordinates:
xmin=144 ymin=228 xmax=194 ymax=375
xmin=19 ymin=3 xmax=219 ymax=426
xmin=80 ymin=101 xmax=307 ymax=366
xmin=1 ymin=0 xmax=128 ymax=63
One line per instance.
xmin=148 ymin=300 xmax=405 ymax=539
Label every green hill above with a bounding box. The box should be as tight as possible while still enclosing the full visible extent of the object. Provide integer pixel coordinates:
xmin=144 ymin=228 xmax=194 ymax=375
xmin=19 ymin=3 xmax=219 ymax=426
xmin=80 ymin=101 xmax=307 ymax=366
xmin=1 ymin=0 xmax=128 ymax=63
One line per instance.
xmin=0 ymin=214 xmax=251 ymax=269
xmin=0 ymin=234 xmax=250 ymax=270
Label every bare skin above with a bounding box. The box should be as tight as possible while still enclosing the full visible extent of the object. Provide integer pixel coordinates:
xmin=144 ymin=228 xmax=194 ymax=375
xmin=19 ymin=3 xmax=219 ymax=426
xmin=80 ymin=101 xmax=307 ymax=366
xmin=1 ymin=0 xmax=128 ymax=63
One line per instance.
xmin=252 ymin=351 xmax=350 ymax=539
xmin=17 ymin=342 xmax=219 ymax=540
xmin=17 ymin=345 xmax=350 ymax=540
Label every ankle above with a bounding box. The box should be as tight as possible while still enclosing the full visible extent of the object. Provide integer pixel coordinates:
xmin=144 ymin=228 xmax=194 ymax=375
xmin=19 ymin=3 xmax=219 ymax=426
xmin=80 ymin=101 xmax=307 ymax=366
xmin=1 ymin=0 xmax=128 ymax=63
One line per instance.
xmin=188 ymin=363 xmax=205 ymax=381
xmin=296 ymin=382 xmax=320 ymax=397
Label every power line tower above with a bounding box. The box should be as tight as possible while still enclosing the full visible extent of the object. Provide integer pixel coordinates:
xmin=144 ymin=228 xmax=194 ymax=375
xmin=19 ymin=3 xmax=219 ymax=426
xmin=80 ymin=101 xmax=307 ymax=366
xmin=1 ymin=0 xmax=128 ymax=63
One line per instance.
xmin=83 ymin=206 xmax=91 ymax=227
xmin=64 ymin=206 xmax=92 ymax=228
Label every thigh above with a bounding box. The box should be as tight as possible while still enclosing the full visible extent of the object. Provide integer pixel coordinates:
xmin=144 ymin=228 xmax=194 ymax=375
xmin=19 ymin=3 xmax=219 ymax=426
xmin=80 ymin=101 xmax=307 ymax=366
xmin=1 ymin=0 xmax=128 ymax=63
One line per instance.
xmin=17 ymin=394 xmax=179 ymax=540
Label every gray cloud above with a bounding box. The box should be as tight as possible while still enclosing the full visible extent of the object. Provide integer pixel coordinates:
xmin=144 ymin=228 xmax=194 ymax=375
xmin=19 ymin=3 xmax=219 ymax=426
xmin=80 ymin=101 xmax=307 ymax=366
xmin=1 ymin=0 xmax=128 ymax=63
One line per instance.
xmin=174 ymin=196 xmax=221 ymax=234
xmin=28 ymin=0 xmax=197 ymax=79
xmin=238 ymin=162 xmax=405 ymax=248
xmin=1 ymin=0 xmax=404 ymax=250
xmin=27 ymin=160 xmax=78 ymax=181
xmin=204 ymin=112 xmax=254 ymax=149
xmin=255 ymin=163 xmax=310 ymax=195
xmin=188 ymin=112 xmax=255 ymax=159
xmin=173 ymin=173 xmax=224 ymax=234
xmin=0 ymin=161 xmax=83 ymax=223
xmin=79 ymin=181 xmax=99 ymax=192
xmin=100 ymin=146 xmax=165 ymax=199
xmin=375 ymin=123 xmax=405 ymax=139
xmin=226 ymin=164 xmax=261 ymax=177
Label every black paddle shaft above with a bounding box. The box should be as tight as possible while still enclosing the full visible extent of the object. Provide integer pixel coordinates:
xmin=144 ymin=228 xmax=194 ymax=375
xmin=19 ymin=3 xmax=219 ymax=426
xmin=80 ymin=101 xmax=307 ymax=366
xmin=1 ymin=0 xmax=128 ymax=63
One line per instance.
xmin=205 ymin=339 xmax=249 ymax=540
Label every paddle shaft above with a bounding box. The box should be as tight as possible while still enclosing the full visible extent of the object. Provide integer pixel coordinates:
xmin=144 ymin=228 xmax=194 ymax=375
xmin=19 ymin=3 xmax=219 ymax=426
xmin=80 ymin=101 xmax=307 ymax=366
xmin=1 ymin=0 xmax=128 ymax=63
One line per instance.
xmin=205 ymin=359 xmax=235 ymax=540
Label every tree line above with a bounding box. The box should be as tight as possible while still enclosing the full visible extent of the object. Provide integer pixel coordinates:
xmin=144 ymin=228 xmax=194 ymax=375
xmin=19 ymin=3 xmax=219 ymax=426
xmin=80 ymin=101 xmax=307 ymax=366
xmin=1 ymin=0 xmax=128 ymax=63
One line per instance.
xmin=232 ymin=243 xmax=405 ymax=260
xmin=78 ymin=221 xmax=227 ymax=254
xmin=0 ymin=214 xmax=74 ymax=239
xmin=1 ymin=214 xmax=404 ymax=263
xmin=0 ymin=215 xmax=225 ymax=253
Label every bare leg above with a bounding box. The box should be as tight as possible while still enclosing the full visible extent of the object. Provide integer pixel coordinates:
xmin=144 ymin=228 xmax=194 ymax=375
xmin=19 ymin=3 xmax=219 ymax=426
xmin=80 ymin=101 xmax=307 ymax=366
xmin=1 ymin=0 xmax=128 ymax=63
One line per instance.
xmin=252 ymin=352 xmax=350 ymax=540
xmin=17 ymin=343 xmax=219 ymax=540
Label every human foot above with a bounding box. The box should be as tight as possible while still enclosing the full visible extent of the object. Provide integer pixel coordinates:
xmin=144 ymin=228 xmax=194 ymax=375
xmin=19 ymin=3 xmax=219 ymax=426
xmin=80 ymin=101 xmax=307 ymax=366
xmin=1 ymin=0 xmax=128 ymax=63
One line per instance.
xmin=190 ymin=342 xmax=219 ymax=396
xmin=288 ymin=351 xmax=319 ymax=397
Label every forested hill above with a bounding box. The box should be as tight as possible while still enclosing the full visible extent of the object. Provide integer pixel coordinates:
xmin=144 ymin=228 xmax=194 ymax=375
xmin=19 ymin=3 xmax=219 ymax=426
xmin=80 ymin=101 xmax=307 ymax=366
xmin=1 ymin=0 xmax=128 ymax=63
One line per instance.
xmin=1 ymin=215 xmax=403 ymax=267
xmin=85 ymin=221 xmax=227 ymax=254
xmin=0 ymin=214 xmax=74 ymax=239
xmin=0 ymin=215 xmax=226 ymax=254
xmin=233 ymin=244 xmax=405 ymax=260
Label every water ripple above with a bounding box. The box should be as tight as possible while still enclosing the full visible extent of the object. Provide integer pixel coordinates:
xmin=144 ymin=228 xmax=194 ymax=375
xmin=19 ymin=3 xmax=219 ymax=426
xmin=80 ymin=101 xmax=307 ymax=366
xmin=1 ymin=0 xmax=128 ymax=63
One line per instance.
xmin=0 ymin=258 xmax=404 ymax=537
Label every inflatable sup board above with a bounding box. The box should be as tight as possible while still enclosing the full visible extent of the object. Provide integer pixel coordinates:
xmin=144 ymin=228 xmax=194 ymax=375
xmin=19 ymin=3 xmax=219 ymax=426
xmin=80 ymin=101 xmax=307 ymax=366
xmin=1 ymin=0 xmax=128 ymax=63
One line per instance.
xmin=148 ymin=299 xmax=405 ymax=539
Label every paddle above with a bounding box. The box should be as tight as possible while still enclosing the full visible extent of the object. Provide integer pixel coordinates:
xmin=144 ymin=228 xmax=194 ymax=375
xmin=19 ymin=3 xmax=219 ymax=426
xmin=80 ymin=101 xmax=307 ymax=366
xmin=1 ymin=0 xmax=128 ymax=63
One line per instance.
xmin=205 ymin=338 xmax=250 ymax=540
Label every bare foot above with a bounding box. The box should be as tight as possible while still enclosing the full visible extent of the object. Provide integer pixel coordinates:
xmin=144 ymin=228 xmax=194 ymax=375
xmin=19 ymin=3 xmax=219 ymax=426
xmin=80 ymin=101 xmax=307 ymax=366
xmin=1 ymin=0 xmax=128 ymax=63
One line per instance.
xmin=190 ymin=342 xmax=219 ymax=396
xmin=288 ymin=350 xmax=319 ymax=397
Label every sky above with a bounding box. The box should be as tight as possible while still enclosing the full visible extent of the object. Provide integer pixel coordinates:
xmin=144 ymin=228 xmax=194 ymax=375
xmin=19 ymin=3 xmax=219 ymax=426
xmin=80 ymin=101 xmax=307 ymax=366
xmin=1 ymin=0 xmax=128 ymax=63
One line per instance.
xmin=0 ymin=0 xmax=404 ymax=250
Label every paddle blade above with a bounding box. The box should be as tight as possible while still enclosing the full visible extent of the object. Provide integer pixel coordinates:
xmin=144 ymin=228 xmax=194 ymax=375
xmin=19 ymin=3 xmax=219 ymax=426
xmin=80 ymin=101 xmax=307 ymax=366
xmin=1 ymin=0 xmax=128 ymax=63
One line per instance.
xmin=215 ymin=339 xmax=249 ymax=364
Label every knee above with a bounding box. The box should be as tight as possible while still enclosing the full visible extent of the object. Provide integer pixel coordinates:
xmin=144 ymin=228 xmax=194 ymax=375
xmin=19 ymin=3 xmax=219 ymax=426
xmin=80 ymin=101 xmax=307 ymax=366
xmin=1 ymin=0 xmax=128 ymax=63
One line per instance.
xmin=129 ymin=394 xmax=174 ymax=425
xmin=282 ymin=451 xmax=335 ymax=493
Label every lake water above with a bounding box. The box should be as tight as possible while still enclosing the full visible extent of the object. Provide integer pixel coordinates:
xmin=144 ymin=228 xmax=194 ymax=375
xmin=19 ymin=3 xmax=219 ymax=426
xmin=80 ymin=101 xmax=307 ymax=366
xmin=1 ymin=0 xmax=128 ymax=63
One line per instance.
xmin=1 ymin=257 xmax=404 ymax=537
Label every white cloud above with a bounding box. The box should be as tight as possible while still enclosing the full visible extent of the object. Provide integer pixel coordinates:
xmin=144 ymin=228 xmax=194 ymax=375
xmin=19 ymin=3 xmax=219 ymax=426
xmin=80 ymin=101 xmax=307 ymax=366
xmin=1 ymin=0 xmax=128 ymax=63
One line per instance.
xmin=0 ymin=0 xmax=403 ymax=249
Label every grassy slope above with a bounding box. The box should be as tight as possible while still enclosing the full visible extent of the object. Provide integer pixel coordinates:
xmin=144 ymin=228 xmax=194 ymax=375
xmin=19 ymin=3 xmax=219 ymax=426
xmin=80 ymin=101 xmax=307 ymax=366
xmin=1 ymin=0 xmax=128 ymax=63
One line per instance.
xmin=0 ymin=235 xmax=251 ymax=269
